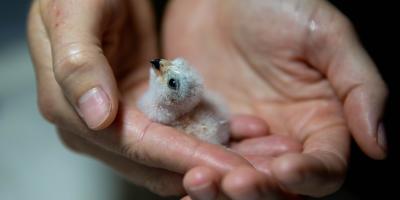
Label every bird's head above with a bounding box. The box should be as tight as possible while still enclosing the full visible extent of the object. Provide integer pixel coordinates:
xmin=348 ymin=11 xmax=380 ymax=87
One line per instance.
xmin=148 ymin=58 xmax=203 ymax=113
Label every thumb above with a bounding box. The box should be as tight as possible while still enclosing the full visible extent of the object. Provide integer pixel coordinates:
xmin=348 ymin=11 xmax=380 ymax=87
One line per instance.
xmin=307 ymin=2 xmax=388 ymax=159
xmin=43 ymin=0 xmax=119 ymax=130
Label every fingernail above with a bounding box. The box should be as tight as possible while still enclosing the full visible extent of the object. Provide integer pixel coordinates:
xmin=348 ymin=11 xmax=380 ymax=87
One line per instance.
xmin=377 ymin=122 xmax=387 ymax=152
xmin=78 ymin=87 xmax=111 ymax=129
xmin=188 ymin=182 xmax=215 ymax=200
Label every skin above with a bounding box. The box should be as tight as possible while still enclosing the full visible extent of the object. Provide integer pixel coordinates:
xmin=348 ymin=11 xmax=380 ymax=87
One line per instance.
xmin=28 ymin=0 xmax=255 ymax=196
xmin=163 ymin=0 xmax=388 ymax=199
xmin=27 ymin=0 xmax=387 ymax=199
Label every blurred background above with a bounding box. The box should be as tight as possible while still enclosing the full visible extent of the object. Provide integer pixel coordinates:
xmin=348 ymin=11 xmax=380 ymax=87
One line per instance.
xmin=0 ymin=1 xmax=397 ymax=200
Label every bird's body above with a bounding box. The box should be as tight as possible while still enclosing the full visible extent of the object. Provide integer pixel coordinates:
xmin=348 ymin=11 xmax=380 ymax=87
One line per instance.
xmin=138 ymin=58 xmax=230 ymax=144
xmin=170 ymin=94 xmax=230 ymax=144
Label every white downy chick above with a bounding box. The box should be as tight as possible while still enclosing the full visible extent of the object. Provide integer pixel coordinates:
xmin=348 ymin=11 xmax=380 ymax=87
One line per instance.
xmin=138 ymin=58 xmax=230 ymax=145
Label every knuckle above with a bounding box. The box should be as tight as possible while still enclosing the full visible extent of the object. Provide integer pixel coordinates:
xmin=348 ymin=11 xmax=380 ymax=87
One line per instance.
xmin=53 ymin=40 xmax=103 ymax=89
xmin=38 ymin=101 xmax=55 ymax=123
xmin=119 ymin=121 xmax=154 ymax=163
xmin=37 ymin=91 xmax=57 ymax=123
xmin=54 ymin=48 xmax=93 ymax=87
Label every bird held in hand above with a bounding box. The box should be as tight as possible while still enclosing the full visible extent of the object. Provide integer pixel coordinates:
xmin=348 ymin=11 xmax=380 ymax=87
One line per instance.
xmin=138 ymin=58 xmax=230 ymax=145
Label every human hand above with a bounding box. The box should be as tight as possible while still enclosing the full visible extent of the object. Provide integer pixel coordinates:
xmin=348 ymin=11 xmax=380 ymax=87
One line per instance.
xmin=163 ymin=0 xmax=387 ymax=198
xmin=28 ymin=0 xmax=257 ymax=196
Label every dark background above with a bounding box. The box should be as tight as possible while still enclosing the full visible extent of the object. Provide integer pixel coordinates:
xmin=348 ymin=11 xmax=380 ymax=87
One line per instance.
xmin=0 ymin=0 xmax=398 ymax=199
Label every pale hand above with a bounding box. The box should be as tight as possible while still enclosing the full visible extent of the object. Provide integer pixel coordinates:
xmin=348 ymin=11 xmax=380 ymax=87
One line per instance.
xmin=163 ymin=0 xmax=388 ymax=199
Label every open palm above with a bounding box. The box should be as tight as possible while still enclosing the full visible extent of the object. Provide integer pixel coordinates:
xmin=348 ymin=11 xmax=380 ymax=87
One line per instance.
xmin=163 ymin=0 xmax=386 ymax=196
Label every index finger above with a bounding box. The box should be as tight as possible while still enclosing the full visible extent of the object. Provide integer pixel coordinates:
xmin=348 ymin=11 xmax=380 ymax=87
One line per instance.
xmin=101 ymin=107 xmax=252 ymax=174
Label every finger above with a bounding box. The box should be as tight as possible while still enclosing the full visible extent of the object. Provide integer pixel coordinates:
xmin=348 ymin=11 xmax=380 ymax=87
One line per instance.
xmin=183 ymin=166 xmax=220 ymax=200
xmin=29 ymin=0 xmax=108 ymax=132
xmin=231 ymin=135 xmax=302 ymax=176
xmin=28 ymin=0 xmax=62 ymax=123
xmin=271 ymin=126 xmax=350 ymax=197
xmin=230 ymin=115 xmax=270 ymax=140
xmin=96 ymin=107 xmax=252 ymax=175
xmin=28 ymin=55 xmax=251 ymax=186
xmin=57 ymin=129 xmax=185 ymax=196
xmin=30 ymin=2 xmax=238 ymax=194
xmin=181 ymin=195 xmax=231 ymax=200
xmin=231 ymin=135 xmax=302 ymax=157
xmin=222 ymin=166 xmax=279 ymax=200
xmin=306 ymin=1 xmax=388 ymax=159
xmin=181 ymin=196 xmax=191 ymax=200
xmin=40 ymin=0 xmax=119 ymax=130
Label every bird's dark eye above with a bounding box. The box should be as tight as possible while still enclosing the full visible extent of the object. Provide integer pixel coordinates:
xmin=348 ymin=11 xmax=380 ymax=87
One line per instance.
xmin=168 ymin=78 xmax=179 ymax=90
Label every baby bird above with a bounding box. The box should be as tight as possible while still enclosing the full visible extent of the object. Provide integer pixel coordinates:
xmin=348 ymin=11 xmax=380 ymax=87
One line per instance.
xmin=138 ymin=58 xmax=230 ymax=145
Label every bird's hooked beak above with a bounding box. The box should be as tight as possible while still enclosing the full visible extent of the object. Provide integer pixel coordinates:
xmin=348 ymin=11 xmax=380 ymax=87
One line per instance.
xmin=150 ymin=58 xmax=171 ymax=77
xmin=150 ymin=59 xmax=161 ymax=70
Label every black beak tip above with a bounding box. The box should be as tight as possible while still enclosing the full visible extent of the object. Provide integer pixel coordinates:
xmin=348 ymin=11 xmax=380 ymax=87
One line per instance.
xmin=150 ymin=59 xmax=161 ymax=70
